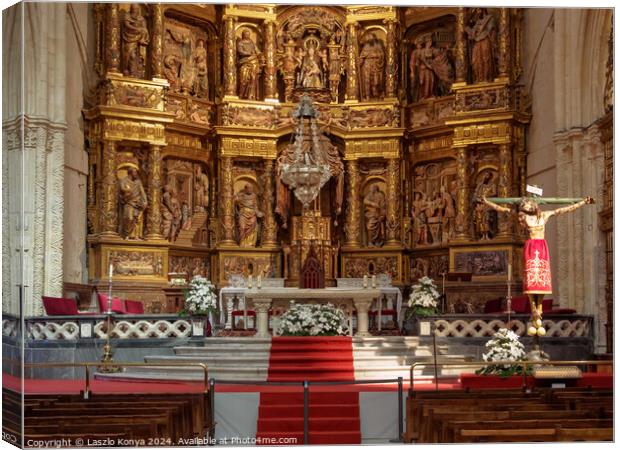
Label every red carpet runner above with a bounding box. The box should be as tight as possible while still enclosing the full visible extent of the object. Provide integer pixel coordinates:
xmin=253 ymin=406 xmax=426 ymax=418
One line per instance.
xmin=255 ymin=336 xmax=361 ymax=445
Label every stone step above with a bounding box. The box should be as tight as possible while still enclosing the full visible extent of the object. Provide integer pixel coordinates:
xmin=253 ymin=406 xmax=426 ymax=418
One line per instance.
xmin=145 ymin=355 xmax=270 ymax=365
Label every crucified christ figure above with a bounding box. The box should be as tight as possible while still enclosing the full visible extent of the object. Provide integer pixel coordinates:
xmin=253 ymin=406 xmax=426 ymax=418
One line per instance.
xmin=481 ymin=195 xmax=594 ymax=337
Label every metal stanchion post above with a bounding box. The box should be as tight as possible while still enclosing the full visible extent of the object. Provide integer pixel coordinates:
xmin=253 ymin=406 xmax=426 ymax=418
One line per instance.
xmin=303 ymin=381 xmax=309 ymax=445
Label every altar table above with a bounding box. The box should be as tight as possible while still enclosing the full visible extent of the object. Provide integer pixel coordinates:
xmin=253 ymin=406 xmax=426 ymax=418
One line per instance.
xmin=244 ymin=287 xmax=381 ymax=338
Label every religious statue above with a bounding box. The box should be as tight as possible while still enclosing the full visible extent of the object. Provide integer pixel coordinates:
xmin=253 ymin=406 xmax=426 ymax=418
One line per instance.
xmin=234 ymin=184 xmax=264 ymax=247
xmin=363 ymin=185 xmax=387 ymax=247
xmin=411 ymin=191 xmax=429 ymax=245
xmin=473 ymin=171 xmax=497 ymax=240
xmin=192 ymin=39 xmax=208 ymax=98
xmin=180 ymin=202 xmax=192 ymax=231
xmin=161 ymin=183 xmax=181 ymax=241
xmin=163 ymin=54 xmax=182 ymax=90
xmin=409 ymin=34 xmax=454 ymax=102
xmin=465 ymin=8 xmax=497 ymax=83
xmin=194 ymin=166 xmax=209 ymax=213
xmin=237 ymin=29 xmax=264 ymax=100
xmin=482 ymin=195 xmax=595 ymax=337
xmin=440 ymin=185 xmax=456 ymax=243
xmin=122 ymin=5 xmax=150 ymax=78
xmin=118 ymin=167 xmax=147 ymax=240
xmin=297 ymin=40 xmax=327 ymax=89
xmin=359 ymin=33 xmax=385 ymax=101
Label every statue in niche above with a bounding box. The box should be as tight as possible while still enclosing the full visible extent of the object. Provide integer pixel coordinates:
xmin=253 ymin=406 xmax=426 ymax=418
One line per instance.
xmin=364 ymin=185 xmax=387 ymax=247
xmin=440 ymin=184 xmax=457 ymax=242
xmin=237 ymin=29 xmax=264 ymax=100
xmin=122 ymin=4 xmax=150 ymax=78
xmin=192 ymin=39 xmax=209 ymax=98
xmin=297 ymin=39 xmax=327 ymax=89
xmin=359 ymin=33 xmax=385 ymax=101
xmin=465 ymin=8 xmax=497 ymax=83
xmin=473 ymin=171 xmax=498 ymax=240
xmin=409 ymin=34 xmax=454 ymax=102
xmin=161 ymin=183 xmax=181 ymax=241
xmin=234 ymin=184 xmax=264 ymax=247
xmin=194 ymin=166 xmax=209 ymax=213
xmin=118 ymin=167 xmax=147 ymax=239
xmin=411 ymin=191 xmax=429 ymax=245
xmin=426 ymin=191 xmax=443 ymax=244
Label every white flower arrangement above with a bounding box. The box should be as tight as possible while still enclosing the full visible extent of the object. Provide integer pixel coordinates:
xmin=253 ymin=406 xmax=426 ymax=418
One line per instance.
xmin=407 ymin=276 xmax=441 ymax=318
xmin=277 ymin=302 xmax=348 ymax=336
xmin=477 ymin=328 xmax=529 ymax=377
xmin=182 ymin=275 xmax=217 ymax=316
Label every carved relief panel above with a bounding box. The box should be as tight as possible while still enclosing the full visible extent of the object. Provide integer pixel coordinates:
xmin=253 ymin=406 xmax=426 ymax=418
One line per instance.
xmin=169 ymin=254 xmax=210 ymax=278
xmin=411 ymin=159 xmax=457 ymax=247
xmin=405 ymin=16 xmax=455 ymax=103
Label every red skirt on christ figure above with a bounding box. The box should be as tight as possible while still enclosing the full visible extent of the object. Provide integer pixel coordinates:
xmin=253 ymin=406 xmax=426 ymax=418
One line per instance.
xmin=523 ymin=239 xmax=553 ymax=295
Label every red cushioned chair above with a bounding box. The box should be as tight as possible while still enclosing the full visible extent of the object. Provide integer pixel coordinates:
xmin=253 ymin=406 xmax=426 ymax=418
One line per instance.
xmin=42 ymin=296 xmax=79 ymax=316
xmin=97 ymin=293 xmax=126 ymax=314
xmin=484 ymin=298 xmax=504 ymax=314
xmin=542 ymin=298 xmax=553 ymax=313
xmin=124 ymin=299 xmax=145 ymax=314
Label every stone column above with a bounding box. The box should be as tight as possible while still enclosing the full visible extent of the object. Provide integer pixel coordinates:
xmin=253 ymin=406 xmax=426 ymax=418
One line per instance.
xmin=106 ymin=3 xmax=121 ymax=73
xmin=498 ymin=8 xmax=511 ymax=79
xmin=261 ymin=159 xmax=278 ymax=247
xmin=386 ymin=158 xmax=401 ymax=245
xmin=353 ymin=296 xmax=373 ymax=337
xmin=497 ymin=142 xmax=513 ymax=238
xmin=219 ymin=156 xmax=235 ymax=244
xmin=253 ymin=298 xmax=272 ymax=338
xmin=345 ymin=21 xmax=359 ymax=102
xmin=100 ymin=140 xmax=119 ymax=236
xmin=150 ymin=4 xmax=164 ymax=79
xmin=344 ymin=160 xmax=361 ymax=247
xmin=146 ymin=144 xmax=163 ymax=239
xmin=454 ymin=146 xmax=472 ymax=241
xmin=263 ymin=20 xmax=277 ymax=101
xmin=223 ymin=16 xmax=238 ymax=97
xmin=384 ymin=18 xmax=397 ymax=98
xmin=455 ymin=7 xmax=467 ymax=83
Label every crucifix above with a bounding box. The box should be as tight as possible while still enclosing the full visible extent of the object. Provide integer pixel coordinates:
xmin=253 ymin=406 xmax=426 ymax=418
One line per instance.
xmin=481 ymin=185 xmax=594 ymax=356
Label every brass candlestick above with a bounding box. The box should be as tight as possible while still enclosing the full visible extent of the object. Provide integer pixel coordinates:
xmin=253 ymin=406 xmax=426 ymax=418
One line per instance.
xmin=99 ymin=262 xmax=120 ymax=373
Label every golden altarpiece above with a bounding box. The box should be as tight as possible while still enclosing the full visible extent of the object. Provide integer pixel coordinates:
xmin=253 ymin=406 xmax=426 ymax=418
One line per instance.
xmin=85 ymin=4 xmax=529 ymax=314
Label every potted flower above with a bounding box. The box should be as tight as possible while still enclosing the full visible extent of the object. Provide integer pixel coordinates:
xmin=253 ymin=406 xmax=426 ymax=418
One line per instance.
xmin=403 ymin=276 xmax=441 ymax=335
xmin=277 ymin=302 xmax=348 ymax=336
xmin=476 ymin=328 xmax=530 ymax=378
xmin=181 ymin=275 xmax=217 ymax=337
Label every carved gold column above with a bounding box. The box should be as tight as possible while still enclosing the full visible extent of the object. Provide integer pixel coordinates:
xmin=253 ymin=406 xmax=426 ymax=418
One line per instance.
xmin=344 ymin=160 xmax=361 ymax=247
xmin=262 ymin=159 xmax=278 ymax=247
xmin=384 ymin=18 xmax=397 ymax=99
xmin=100 ymin=140 xmax=118 ymax=236
xmin=223 ymin=16 xmax=238 ymax=97
xmin=106 ymin=4 xmax=121 ymax=73
xmin=497 ymin=143 xmax=513 ymax=238
xmin=264 ymin=20 xmax=277 ymax=101
xmin=498 ymin=8 xmax=510 ymax=80
xmin=386 ymin=158 xmax=401 ymax=246
xmin=455 ymin=7 xmax=467 ymax=83
xmin=151 ymin=3 xmax=164 ymax=79
xmin=345 ymin=21 xmax=359 ymax=102
xmin=454 ymin=146 xmax=472 ymax=241
xmin=220 ymin=157 xmax=235 ymax=244
xmin=146 ymin=144 xmax=163 ymax=240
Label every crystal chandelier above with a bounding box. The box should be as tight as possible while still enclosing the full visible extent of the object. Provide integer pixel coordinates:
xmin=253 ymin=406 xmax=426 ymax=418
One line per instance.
xmin=280 ymin=95 xmax=332 ymax=208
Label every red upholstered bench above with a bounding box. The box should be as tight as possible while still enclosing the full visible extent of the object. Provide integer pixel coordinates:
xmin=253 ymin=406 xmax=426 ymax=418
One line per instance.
xmin=42 ymin=296 xmax=80 ymax=316
xmin=125 ymin=299 xmax=145 ymax=314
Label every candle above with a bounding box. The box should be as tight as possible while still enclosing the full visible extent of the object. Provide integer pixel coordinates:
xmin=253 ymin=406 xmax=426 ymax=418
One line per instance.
xmin=248 ymin=275 xmax=253 ymax=289
xmin=508 ymin=263 xmax=512 ymax=282
xmin=257 ymin=274 xmax=262 ymax=289
xmin=363 ymin=274 xmax=368 ymax=289
xmin=371 ymin=275 xmax=377 ymax=288
xmin=108 ymin=262 xmax=113 ymax=279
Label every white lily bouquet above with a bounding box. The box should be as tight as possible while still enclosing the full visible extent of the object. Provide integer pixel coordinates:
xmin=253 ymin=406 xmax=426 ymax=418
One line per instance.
xmin=477 ymin=328 xmax=530 ymax=377
xmin=407 ymin=276 xmax=441 ymax=318
xmin=182 ymin=275 xmax=217 ymax=316
xmin=278 ymin=302 xmax=348 ymax=336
